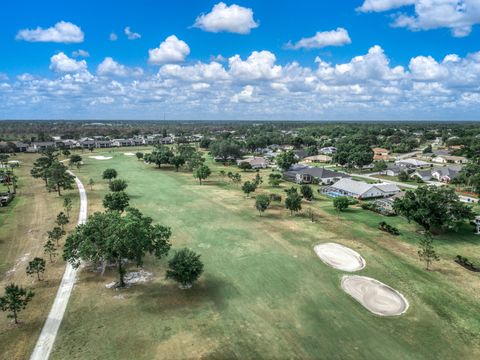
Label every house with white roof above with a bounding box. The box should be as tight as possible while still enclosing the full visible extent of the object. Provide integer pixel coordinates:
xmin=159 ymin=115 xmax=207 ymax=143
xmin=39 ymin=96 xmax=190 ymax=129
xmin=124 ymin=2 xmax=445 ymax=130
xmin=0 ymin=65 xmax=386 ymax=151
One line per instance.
xmin=395 ymin=158 xmax=430 ymax=169
xmin=324 ymin=178 xmax=400 ymax=199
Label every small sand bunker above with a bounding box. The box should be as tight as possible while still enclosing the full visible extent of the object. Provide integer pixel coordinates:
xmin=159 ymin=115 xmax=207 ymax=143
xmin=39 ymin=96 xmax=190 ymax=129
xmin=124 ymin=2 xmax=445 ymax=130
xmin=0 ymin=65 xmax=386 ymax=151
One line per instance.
xmin=123 ymin=152 xmax=135 ymax=156
xmin=314 ymin=243 xmax=366 ymax=272
xmin=341 ymin=275 xmax=409 ymax=316
xmin=89 ymin=155 xmax=112 ymax=160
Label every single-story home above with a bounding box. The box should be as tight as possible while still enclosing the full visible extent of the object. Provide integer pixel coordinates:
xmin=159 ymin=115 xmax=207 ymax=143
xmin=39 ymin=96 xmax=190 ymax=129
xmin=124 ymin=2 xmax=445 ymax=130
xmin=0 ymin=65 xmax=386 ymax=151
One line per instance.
xmin=373 ymin=148 xmax=393 ymax=161
xmin=373 ymin=192 xmax=405 ymax=215
xmin=236 ymin=156 xmax=270 ymax=169
xmin=303 ymin=155 xmax=332 ymax=163
xmin=395 ymin=158 xmax=431 ymax=168
xmin=381 ymin=164 xmax=403 ymax=177
xmin=431 ymin=167 xmax=461 ymax=182
xmin=323 ymin=178 xmax=400 ymax=199
xmin=283 ymin=166 xmax=349 ymax=185
xmin=411 ymin=169 xmax=433 ymax=181
xmin=294 ymin=149 xmax=309 ymax=160
xmin=431 ymin=155 xmax=468 ymax=165
xmin=320 ymin=146 xmax=337 ymax=154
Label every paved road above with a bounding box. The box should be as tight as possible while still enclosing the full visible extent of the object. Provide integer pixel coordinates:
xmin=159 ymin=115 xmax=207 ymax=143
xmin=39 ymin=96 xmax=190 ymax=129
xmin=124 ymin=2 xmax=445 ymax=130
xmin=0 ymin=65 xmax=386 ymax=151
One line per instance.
xmin=30 ymin=171 xmax=87 ymax=360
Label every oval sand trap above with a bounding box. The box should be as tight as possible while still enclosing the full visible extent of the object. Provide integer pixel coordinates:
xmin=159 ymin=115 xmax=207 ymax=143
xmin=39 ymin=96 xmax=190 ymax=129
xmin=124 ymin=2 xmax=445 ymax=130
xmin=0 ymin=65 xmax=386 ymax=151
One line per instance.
xmin=341 ymin=275 xmax=409 ymax=316
xmin=124 ymin=152 xmax=135 ymax=156
xmin=314 ymin=243 xmax=366 ymax=272
xmin=88 ymin=156 xmax=112 ymax=160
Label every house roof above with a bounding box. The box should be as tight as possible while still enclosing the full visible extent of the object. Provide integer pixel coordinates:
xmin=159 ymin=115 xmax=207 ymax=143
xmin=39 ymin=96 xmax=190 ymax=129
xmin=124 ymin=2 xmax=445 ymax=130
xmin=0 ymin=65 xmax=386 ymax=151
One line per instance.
xmin=432 ymin=167 xmax=460 ymax=178
xmin=396 ymin=158 xmax=430 ymax=167
xmin=285 ymin=166 xmax=347 ymax=179
xmin=413 ymin=169 xmax=432 ymax=178
xmin=303 ymin=155 xmax=332 ymax=162
xmin=330 ymin=178 xmax=399 ymax=196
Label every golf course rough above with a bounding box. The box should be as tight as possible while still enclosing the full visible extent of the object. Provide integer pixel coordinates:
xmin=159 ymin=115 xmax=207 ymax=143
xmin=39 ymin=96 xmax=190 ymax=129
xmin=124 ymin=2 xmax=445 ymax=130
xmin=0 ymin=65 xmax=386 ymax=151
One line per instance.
xmin=341 ymin=275 xmax=409 ymax=316
xmin=313 ymin=242 xmax=366 ymax=272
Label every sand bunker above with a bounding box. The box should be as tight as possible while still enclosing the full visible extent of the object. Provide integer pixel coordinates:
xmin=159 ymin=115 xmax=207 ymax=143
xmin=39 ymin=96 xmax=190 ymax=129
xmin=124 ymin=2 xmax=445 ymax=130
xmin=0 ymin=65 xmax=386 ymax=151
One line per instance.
xmin=89 ymin=155 xmax=112 ymax=160
xmin=341 ymin=275 xmax=409 ymax=316
xmin=314 ymin=243 xmax=366 ymax=272
xmin=123 ymin=152 xmax=135 ymax=156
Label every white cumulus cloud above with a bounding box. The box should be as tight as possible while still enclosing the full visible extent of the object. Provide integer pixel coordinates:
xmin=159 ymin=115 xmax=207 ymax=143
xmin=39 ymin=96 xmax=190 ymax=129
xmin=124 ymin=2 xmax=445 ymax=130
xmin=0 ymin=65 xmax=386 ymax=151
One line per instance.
xmin=231 ymin=85 xmax=259 ymax=103
xmin=16 ymin=21 xmax=84 ymax=43
xmin=97 ymin=57 xmax=143 ymax=77
xmin=286 ymin=28 xmax=352 ymax=50
xmin=228 ymin=51 xmax=282 ymax=81
xmin=148 ymin=35 xmax=190 ymax=64
xmin=72 ymin=49 xmax=90 ymax=58
xmin=357 ymin=0 xmax=415 ymax=12
xmin=49 ymin=52 xmax=88 ymax=73
xmin=193 ymin=2 xmax=259 ymax=34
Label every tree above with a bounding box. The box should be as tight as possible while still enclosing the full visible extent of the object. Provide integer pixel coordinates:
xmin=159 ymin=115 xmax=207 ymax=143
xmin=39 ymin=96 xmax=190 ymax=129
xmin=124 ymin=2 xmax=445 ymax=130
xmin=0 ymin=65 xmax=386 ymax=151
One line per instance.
xmin=373 ymin=160 xmax=388 ymax=172
xmin=418 ymin=234 xmax=440 ymax=270
xmin=170 ymin=155 xmax=185 ymax=172
xmin=46 ymin=161 xmax=75 ymax=196
xmin=398 ymin=171 xmax=410 ymax=182
xmin=63 ymin=197 xmax=73 ymax=218
xmin=333 ymin=196 xmax=351 ymax=212
xmin=166 ymin=248 xmax=204 ymax=289
xmin=144 ymin=147 xmax=174 ymax=168
xmin=255 ymin=195 xmax=271 ymax=215
xmin=48 ymin=226 xmax=66 ymax=246
xmin=199 ymin=138 xmax=211 ymax=149
xmin=88 ymin=178 xmax=95 ymax=190
xmin=300 ymin=185 xmax=313 ymax=201
xmin=242 ymin=181 xmax=257 ymax=197
xmin=238 ymin=162 xmax=252 ymax=172
xmin=185 ymin=151 xmax=205 ymax=171
xmin=268 ymin=173 xmax=282 ymax=187
xmin=26 ymin=257 xmax=46 ymax=281
xmin=135 ymin=152 xmax=144 ymax=160
xmin=285 ymin=192 xmax=302 ymax=215
xmin=276 ymin=150 xmax=298 ymax=171
xmin=56 ymin=212 xmax=69 ymax=231
xmin=103 ymin=191 xmax=130 ymax=212
xmin=219 ymin=170 xmax=226 ymax=181
xmin=64 ymin=208 xmax=171 ymax=287
xmin=393 ymin=186 xmax=474 ymax=233
xmin=193 ymin=165 xmax=211 ymax=185
xmin=333 ymin=144 xmax=373 ymax=168
xmin=44 ymin=239 xmax=57 ymax=262
xmin=69 ymin=154 xmax=83 ymax=169
xmin=109 ymin=179 xmax=128 ymax=192
xmin=423 ymin=144 xmax=432 ymax=154
xmin=229 ymin=172 xmax=241 ymax=185
xmin=31 ymin=152 xmax=57 ymax=186
xmin=0 ymin=284 xmax=34 ymax=324
xmin=102 ymin=168 xmax=118 ymax=182
xmin=209 ymin=140 xmax=242 ymax=163
xmin=254 ymin=173 xmax=263 ymax=186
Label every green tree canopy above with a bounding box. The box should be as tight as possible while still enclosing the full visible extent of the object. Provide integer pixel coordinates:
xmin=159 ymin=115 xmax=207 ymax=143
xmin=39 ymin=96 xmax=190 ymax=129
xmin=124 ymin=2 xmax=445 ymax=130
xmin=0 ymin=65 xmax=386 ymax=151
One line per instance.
xmin=103 ymin=191 xmax=130 ymax=212
xmin=193 ymin=165 xmax=211 ymax=185
xmin=64 ymin=208 xmax=172 ymax=287
xmin=109 ymin=179 xmax=128 ymax=192
xmin=393 ymin=186 xmax=474 ymax=232
xmin=166 ymin=248 xmax=204 ymax=289
xmin=242 ymin=181 xmax=257 ymax=197
xmin=102 ymin=168 xmax=118 ymax=182
xmin=26 ymin=257 xmax=46 ymax=281
xmin=255 ymin=194 xmax=271 ymax=214
xmin=0 ymin=283 xmax=34 ymax=324
xmin=209 ymin=140 xmax=242 ymax=163
xmin=300 ymin=185 xmax=314 ymax=201
xmin=69 ymin=154 xmax=83 ymax=169
xmin=333 ymin=196 xmax=351 ymax=212
xmin=276 ymin=150 xmax=298 ymax=171
xmin=46 ymin=161 xmax=75 ymax=196
xmin=285 ymin=192 xmax=302 ymax=215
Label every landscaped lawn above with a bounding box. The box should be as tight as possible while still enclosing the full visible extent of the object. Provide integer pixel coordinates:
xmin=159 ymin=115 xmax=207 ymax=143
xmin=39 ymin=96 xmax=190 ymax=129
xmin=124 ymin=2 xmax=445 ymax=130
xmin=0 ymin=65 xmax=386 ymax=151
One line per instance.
xmin=48 ymin=150 xmax=480 ymax=359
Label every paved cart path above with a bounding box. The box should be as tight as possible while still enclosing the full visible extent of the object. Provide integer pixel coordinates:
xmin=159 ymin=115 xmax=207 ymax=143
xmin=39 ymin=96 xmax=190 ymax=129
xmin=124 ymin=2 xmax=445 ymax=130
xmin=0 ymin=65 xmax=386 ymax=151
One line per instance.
xmin=30 ymin=171 xmax=87 ymax=360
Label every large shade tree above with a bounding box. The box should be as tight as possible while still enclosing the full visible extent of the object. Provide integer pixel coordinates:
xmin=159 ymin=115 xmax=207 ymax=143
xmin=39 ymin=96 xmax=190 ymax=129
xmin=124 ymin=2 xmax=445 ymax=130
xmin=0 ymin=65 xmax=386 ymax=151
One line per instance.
xmin=166 ymin=248 xmax=204 ymax=289
xmin=46 ymin=161 xmax=75 ymax=196
xmin=393 ymin=186 xmax=474 ymax=233
xmin=64 ymin=208 xmax=172 ymax=287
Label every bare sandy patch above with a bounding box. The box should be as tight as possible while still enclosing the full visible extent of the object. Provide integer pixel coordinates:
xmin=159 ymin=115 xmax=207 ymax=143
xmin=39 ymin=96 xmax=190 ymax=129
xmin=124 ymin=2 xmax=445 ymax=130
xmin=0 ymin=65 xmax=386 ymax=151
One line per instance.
xmin=123 ymin=152 xmax=135 ymax=156
xmin=341 ymin=275 xmax=409 ymax=316
xmin=314 ymin=243 xmax=365 ymax=272
xmin=88 ymin=155 xmax=112 ymax=160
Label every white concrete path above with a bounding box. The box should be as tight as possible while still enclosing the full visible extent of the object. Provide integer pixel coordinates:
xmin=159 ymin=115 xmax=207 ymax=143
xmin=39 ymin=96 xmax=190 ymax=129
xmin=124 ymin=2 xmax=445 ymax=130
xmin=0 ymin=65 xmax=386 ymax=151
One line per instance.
xmin=30 ymin=171 xmax=87 ymax=360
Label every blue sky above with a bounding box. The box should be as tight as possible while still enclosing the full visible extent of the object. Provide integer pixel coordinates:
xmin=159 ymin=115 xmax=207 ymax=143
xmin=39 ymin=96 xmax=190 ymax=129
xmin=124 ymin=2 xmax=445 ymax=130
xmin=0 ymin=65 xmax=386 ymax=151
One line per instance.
xmin=1 ymin=0 xmax=480 ymax=120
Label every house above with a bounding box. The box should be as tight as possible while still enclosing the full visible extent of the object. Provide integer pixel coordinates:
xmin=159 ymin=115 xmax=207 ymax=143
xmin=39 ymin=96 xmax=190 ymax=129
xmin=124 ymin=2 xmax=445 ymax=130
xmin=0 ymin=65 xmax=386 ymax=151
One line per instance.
xmin=411 ymin=169 xmax=433 ymax=181
xmin=78 ymin=138 xmax=96 ymax=149
xmin=283 ymin=166 xmax=349 ymax=185
xmin=373 ymin=148 xmax=393 ymax=161
xmin=303 ymin=155 xmax=332 ymax=163
xmin=293 ymin=149 xmax=309 ymax=160
xmin=320 ymin=146 xmax=337 ymax=155
xmin=381 ymin=164 xmax=403 ymax=177
xmin=236 ymin=156 xmax=270 ymax=169
xmin=431 ymin=155 xmax=468 ymax=165
xmin=323 ymin=178 xmax=400 ymax=199
xmin=14 ymin=142 xmax=28 ymax=152
xmin=30 ymin=142 xmax=56 ymax=152
xmin=373 ymin=192 xmax=405 ymax=215
xmin=431 ymin=167 xmax=461 ymax=182
xmin=95 ymin=140 xmax=112 ymax=148
xmin=395 ymin=158 xmax=430 ymax=168
xmin=111 ymin=139 xmax=134 ymax=147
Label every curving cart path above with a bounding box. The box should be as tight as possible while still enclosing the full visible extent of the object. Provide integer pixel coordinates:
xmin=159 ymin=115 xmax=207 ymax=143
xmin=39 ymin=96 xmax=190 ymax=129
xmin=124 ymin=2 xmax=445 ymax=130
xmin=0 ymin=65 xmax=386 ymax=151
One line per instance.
xmin=30 ymin=171 xmax=87 ymax=360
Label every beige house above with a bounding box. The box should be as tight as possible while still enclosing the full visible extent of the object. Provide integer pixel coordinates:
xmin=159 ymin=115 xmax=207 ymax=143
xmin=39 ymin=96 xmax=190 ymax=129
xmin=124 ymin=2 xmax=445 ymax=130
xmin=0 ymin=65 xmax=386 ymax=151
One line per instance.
xmin=303 ymin=155 xmax=332 ymax=163
xmin=432 ymin=155 xmax=468 ymax=164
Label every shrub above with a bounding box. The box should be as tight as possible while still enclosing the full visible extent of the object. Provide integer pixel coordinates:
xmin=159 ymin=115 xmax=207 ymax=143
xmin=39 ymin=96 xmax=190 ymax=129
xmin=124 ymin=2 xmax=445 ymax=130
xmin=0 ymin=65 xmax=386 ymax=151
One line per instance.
xmin=378 ymin=221 xmax=400 ymax=235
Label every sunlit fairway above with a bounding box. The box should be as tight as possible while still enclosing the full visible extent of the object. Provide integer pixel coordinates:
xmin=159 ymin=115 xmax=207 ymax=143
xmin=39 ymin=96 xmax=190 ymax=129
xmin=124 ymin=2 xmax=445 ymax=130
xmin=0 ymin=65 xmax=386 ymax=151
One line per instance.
xmin=16 ymin=149 xmax=479 ymax=359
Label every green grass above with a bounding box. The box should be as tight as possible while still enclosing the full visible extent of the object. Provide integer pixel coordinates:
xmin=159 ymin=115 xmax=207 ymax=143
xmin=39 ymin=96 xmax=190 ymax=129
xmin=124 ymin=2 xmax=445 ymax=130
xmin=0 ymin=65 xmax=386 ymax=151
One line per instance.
xmin=49 ymin=151 xmax=480 ymax=359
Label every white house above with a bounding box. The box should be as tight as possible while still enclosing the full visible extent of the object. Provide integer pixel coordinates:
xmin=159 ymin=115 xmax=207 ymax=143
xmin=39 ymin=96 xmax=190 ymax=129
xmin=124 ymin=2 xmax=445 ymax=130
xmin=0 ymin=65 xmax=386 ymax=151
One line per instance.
xmin=324 ymin=178 xmax=400 ymax=199
xmin=395 ymin=158 xmax=430 ymax=168
xmin=432 ymin=155 xmax=468 ymax=165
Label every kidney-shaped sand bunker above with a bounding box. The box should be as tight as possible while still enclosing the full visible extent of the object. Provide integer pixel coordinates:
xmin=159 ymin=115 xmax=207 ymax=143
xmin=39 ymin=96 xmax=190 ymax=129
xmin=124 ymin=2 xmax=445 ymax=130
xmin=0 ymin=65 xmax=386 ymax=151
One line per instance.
xmin=341 ymin=275 xmax=409 ymax=316
xmin=314 ymin=242 xmax=366 ymax=272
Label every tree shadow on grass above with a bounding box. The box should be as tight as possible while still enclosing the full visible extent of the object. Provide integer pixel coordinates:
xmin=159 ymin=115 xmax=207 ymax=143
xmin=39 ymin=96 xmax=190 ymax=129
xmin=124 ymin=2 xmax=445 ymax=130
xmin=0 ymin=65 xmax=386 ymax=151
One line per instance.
xmin=136 ymin=275 xmax=235 ymax=314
